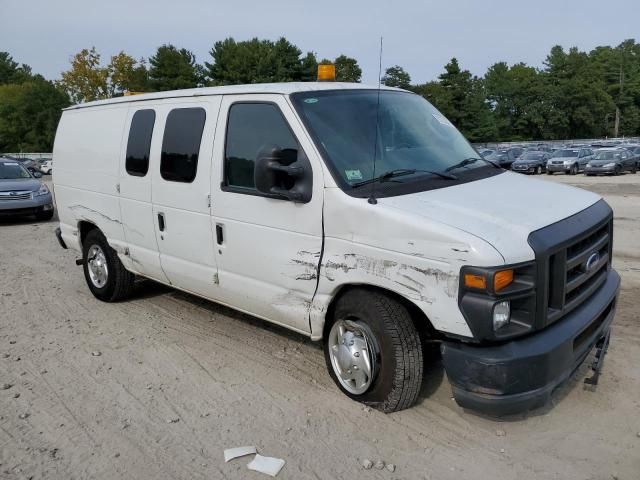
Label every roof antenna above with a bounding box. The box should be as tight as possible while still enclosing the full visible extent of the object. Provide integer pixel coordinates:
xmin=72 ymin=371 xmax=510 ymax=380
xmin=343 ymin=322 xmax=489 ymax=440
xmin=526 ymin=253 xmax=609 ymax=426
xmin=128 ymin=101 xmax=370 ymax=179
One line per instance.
xmin=368 ymin=36 xmax=384 ymax=205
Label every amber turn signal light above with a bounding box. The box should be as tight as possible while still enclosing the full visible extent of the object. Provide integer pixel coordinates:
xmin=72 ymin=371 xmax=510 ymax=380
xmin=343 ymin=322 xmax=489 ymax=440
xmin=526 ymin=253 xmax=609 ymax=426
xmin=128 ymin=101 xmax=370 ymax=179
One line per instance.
xmin=494 ymin=269 xmax=514 ymax=292
xmin=464 ymin=273 xmax=487 ymax=290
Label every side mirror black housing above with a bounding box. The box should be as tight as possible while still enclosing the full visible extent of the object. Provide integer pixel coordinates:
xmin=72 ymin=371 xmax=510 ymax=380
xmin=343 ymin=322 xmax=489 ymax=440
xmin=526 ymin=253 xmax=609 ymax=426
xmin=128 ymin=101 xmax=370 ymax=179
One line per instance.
xmin=33 ymin=171 xmax=42 ymax=178
xmin=254 ymin=145 xmax=312 ymax=203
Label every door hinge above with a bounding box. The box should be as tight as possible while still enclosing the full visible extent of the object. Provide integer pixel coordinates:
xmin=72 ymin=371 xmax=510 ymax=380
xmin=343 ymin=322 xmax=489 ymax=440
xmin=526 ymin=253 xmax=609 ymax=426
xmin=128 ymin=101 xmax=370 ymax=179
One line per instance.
xmin=207 ymin=193 xmax=211 ymax=208
xmin=116 ymin=183 xmax=120 ymax=193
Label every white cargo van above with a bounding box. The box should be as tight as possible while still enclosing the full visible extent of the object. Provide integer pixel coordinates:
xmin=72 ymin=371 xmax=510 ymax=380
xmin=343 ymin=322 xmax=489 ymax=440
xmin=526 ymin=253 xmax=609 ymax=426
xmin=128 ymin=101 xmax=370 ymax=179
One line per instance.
xmin=52 ymin=83 xmax=619 ymax=415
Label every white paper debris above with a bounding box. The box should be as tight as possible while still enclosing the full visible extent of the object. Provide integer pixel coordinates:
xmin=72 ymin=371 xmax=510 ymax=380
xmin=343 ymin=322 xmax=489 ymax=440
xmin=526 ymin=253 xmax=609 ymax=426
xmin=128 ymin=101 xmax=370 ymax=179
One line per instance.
xmin=224 ymin=446 xmax=257 ymax=463
xmin=247 ymin=454 xmax=285 ymax=477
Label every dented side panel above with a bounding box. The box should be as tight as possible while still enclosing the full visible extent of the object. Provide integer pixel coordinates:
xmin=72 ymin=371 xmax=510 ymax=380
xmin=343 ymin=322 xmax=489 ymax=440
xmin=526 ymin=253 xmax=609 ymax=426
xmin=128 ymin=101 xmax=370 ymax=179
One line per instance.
xmin=309 ymin=188 xmax=506 ymax=340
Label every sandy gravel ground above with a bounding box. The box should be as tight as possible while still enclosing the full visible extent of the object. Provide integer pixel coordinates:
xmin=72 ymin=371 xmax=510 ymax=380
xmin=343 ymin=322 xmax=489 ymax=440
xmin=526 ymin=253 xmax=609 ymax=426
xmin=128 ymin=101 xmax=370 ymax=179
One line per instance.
xmin=0 ymin=174 xmax=639 ymax=480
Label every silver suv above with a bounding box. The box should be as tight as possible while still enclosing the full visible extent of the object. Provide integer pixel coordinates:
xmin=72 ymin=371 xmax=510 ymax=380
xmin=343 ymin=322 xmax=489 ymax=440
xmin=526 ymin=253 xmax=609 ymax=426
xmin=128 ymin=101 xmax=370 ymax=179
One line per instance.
xmin=546 ymin=148 xmax=594 ymax=175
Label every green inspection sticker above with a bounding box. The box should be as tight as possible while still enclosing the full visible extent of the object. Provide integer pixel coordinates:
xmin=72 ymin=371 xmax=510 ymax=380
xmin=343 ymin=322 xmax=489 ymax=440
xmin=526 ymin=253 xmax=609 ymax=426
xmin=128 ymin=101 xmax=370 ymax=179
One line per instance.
xmin=345 ymin=169 xmax=363 ymax=181
xmin=304 ymin=98 xmax=319 ymax=104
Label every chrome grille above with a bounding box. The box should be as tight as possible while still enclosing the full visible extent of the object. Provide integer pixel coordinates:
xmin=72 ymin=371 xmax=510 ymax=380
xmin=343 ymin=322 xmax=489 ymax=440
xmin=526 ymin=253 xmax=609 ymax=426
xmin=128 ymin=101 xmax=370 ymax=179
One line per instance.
xmin=0 ymin=191 xmax=32 ymax=201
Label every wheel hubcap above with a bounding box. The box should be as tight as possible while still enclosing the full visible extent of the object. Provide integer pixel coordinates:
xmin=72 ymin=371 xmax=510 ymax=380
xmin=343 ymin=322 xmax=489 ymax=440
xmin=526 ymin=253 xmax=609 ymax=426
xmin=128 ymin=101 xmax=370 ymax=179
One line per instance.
xmin=328 ymin=319 xmax=375 ymax=395
xmin=87 ymin=245 xmax=108 ymax=288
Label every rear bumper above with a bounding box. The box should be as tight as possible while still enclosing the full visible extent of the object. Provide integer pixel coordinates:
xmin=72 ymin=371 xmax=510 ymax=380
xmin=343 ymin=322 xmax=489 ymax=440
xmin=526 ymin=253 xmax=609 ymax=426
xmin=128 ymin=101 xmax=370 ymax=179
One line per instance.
xmin=441 ymin=269 xmax=620 ymax=416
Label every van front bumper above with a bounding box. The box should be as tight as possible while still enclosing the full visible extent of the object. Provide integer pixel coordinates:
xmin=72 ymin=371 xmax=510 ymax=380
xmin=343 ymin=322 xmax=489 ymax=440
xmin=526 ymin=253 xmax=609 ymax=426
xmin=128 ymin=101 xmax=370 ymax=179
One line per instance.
xmin=441 ymin=269 xmax=620 ymax=416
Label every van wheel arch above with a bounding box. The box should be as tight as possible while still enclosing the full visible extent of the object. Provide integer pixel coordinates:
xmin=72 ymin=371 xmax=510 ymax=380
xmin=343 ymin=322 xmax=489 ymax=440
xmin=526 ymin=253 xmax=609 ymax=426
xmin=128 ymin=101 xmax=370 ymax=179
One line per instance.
xmin=323 ymin=284 xmax=437 ymax=342
xmin=78 ymin=220 xmax=100 ymax=248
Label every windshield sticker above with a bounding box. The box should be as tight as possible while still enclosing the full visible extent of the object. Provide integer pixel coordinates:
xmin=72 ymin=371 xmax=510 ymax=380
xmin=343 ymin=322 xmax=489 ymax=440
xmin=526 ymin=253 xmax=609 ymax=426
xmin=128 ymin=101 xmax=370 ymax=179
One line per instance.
xmin=345 ymin=169 xmax=363 ymax=181
xmin=304 ymin=98 xmax=319 ymax=104
xmin=3 ymin=162 xmax=19 ymax=166
xmin=432 ymin=113 xmax=455 ymax=128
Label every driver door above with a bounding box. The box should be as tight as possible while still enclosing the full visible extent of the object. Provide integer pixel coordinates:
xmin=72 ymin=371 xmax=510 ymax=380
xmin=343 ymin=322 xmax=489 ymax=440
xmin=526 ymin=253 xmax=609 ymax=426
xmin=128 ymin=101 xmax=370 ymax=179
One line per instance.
xmin=209 ymin=94 xmax=325 ymax=334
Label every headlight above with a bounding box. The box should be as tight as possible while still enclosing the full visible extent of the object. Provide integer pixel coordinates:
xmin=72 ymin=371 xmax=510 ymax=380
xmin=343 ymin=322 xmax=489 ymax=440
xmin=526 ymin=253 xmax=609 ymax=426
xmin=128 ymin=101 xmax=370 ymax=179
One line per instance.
xmin=34 ymin=184 xmax=49 ymax=196
xmin=586 ymin=163 xmax=592 ymax=167
xmin=459 ymin=263 xmax=535 ymax=341
xmin=563 ymin=160 xmax=573 ymax=165
xmin=493 ymin=301 xmax=511 ymax=331
xmin=603 ymin=163 xmax=616 ymax=168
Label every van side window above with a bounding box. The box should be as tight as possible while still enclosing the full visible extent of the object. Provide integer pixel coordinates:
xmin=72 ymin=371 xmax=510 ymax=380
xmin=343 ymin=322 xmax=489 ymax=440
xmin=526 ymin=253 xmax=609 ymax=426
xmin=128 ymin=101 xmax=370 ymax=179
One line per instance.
xmin=125 ymin=109 xmax=155 ymax=177
xmin=224 ymin=103 xmax=298 ymax=190
xmin=160 ymin=108 xmax=206 ymax=183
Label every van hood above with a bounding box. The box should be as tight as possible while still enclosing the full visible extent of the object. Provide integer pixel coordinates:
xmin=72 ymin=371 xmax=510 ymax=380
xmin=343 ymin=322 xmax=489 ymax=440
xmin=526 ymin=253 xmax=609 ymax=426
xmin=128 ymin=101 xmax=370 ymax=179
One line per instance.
xmin=0 ymin=178 xmax=41 ymax=192
xmin=379 ymin=171 xmax=601 ymax=263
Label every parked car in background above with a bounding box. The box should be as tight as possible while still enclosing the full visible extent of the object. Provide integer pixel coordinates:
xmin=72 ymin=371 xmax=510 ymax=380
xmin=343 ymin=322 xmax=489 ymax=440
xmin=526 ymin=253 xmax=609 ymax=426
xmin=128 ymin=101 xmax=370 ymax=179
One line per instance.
xmin=0 ymin=157 xmax=54 ymax=220
xmin=511 ymin=151 xmax=551 ymax=174
xmin=478 ymin=149 xmax=494 ymax=158
xmin=585 ymin=148 xmax=638 ymax=176
xmin=485 ymin=147 xmax=523 ymax=169
xmin=18 ymin=159 xmax=42 ymax=175
xmin=40 ymin=160 xmax=53 ymax=175
xmin=546 ymin=148 xmax=594 ymax=175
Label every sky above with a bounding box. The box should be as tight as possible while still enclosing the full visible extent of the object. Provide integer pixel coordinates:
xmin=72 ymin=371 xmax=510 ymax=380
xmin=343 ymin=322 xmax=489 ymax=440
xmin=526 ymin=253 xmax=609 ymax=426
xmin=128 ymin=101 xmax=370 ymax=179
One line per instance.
xmin=1 ymin=0 xmax=639 ymax=84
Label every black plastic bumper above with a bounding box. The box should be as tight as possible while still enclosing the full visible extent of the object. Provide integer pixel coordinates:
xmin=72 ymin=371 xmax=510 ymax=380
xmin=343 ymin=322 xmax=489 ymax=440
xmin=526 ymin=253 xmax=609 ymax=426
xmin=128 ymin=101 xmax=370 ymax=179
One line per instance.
xmin=55 ymin=227 xmax=67 ymax=249
xmin=441 ymin=269 xmax=620 ymax=416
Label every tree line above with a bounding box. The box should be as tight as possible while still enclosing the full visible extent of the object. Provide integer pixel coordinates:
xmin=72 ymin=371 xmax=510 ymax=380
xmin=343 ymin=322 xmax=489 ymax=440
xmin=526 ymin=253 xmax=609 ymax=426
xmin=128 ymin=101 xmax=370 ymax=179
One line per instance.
xmin=1 ymin=37 xmax=639 ymax=152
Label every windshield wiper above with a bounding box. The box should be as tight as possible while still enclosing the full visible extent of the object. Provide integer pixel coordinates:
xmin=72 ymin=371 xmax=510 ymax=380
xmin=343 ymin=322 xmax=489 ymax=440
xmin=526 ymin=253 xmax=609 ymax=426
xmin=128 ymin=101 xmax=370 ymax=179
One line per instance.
xmin=352 ymin=168 xmax=457 ymax=188
xmin=445 ymin=157 xmax=501 ymax=172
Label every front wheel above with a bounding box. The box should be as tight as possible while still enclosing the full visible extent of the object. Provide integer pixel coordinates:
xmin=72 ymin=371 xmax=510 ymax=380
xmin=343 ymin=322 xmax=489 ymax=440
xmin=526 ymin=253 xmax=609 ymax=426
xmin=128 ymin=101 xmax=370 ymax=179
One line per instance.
xmin=546 ymin=170 xmax=553 ymax=175
xmin=536 ymin=166 xmax=542 ymax=175
xmin=82 ymin=229 xmax=135 ymax=302
xmin=569 ymin=164 xmax=578 ymax=175
xmin=324 ymin=288 xmax=423 ymax=413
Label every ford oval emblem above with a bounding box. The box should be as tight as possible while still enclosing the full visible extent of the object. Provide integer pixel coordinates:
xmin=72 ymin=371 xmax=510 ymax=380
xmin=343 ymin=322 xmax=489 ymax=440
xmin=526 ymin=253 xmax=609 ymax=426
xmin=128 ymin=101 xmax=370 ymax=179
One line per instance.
xmin=585 ymin=252 xmax=600 ymax=272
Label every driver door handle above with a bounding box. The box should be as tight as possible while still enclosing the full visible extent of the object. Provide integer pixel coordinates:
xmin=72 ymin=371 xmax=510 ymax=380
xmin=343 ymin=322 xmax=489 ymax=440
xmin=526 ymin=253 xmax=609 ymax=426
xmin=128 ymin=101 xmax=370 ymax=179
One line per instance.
xmin=158 ymin=212 xmax=166 ymax=232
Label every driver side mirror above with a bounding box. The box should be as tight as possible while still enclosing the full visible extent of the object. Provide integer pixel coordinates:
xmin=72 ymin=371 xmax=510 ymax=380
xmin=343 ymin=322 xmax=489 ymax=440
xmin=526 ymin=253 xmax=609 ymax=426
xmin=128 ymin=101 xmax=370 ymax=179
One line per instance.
xmin=254 ymin=145 xmax=312 ymax=203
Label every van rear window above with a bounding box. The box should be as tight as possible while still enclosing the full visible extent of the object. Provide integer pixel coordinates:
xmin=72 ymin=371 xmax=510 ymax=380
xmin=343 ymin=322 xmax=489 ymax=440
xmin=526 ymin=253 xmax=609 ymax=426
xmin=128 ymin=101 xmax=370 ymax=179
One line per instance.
xmin=125 ymin=109 xmax=155 ymax=177
xmin=160 ymin=108 xmax=206 ymax=183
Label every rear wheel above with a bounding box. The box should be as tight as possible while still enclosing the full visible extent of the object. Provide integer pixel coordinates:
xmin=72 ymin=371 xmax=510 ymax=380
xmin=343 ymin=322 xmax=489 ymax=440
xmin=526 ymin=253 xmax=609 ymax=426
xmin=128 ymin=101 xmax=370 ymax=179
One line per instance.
xmin=82 ymin=229 xmax=135 ymax=302
xmin=324 ymin=288 xmax=423 ymax=413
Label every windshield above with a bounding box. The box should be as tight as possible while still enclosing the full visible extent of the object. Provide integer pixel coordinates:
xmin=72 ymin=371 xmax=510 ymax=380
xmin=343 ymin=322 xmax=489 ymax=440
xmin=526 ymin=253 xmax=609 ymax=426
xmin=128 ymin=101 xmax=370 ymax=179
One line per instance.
xmin=291 ymin=90 xmax=500 ymax=196
xmin=522 ymin=152 xmax=544 ymax=160
xmin=593 ymin=151 xmax=620 ymax=160
xmin=0 ymin=161 xmax=31 ymax=179
xmin=553 ymin=149 xmax=579 ymax=158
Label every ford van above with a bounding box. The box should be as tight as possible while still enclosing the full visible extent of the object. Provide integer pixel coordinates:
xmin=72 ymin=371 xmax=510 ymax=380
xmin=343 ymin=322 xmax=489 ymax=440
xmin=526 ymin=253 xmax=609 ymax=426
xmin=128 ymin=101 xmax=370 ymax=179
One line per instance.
xmin=52 ymin=82 xmax=619 ymax=415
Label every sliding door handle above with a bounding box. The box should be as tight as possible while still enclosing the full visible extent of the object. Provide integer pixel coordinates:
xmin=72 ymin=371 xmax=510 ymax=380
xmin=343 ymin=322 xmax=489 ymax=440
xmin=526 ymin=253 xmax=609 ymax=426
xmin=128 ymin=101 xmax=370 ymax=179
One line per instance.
xmin=158 ymin=212 xmax=166 ymax=232
xmin=216 ymin=224 xmax=223 ymax=245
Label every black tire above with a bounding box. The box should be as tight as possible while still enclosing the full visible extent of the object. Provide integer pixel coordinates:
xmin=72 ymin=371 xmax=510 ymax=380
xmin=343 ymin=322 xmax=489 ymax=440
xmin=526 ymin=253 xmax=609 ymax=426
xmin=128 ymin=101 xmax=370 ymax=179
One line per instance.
xmin=324 ymin=288 xmax=423 ymax=413
xmin=546 ymin=170 xmax=553 ymax=175
xmin=35 ymin=210 xmax=54 ymax=221
xmin=614 ymin=166 xmax=621 ymax=176
xmin=631 ymin=164 xmax=637 ymax=174
xmin=536 ymin=166 xmax=542 ymax=175
xmin=82 ymin=229 xmax=135 ymax=302
xmin=569 ymin=164 xmax=578 ymax=175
